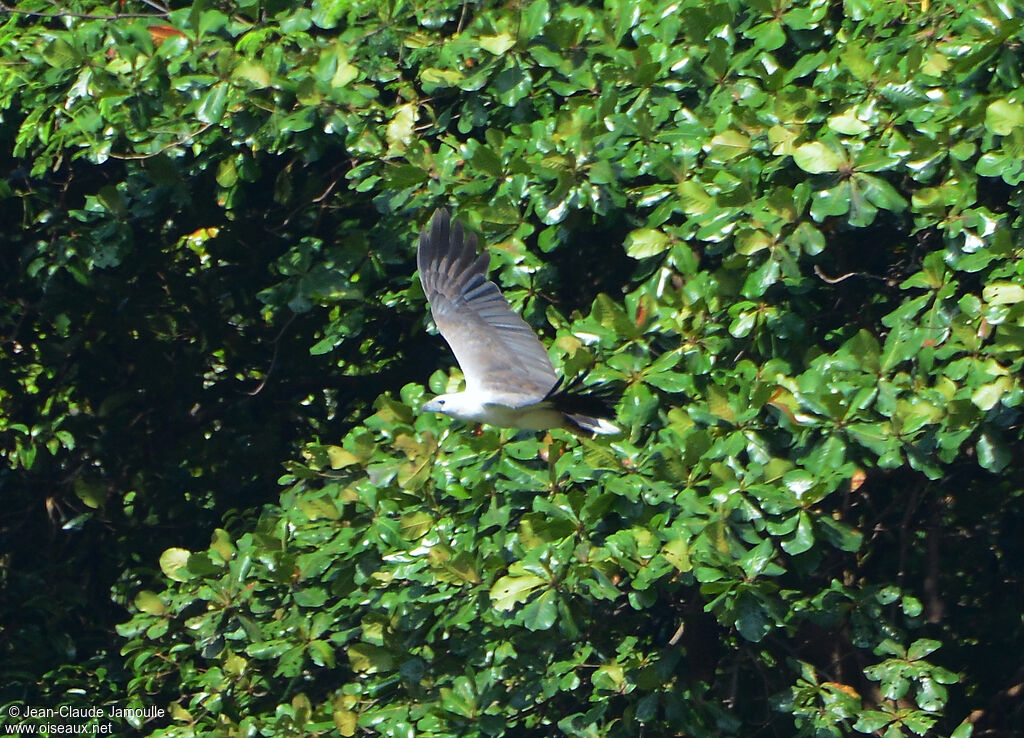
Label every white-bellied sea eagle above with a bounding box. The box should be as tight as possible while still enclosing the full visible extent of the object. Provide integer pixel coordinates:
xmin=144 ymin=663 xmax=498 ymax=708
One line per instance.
xmin=417 ymin=208 xmax=620 ymax=435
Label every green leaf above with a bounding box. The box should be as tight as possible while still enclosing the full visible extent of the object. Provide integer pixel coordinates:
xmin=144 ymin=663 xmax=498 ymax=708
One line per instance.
xmin=661 ymin=538 xmax=691 ymax=572
xmin=491 ymin=573 xmax=547 ymax=611
xmin=742 ymin=255 xmax=781 ymax=297
xmin=494 ymin=63 xmax=531 ymax=106
xmin=976 ymin=430 xmax=1010 ymax=473
xmin=970 ymin=376 xmax=1010 ymax=411
xmin=386 ymin=103 xmax=417 ymax=152
xmin=327 ymin=446 xmax=359 ymax=468
xmin=736 ymin=598 xmax=769 ymax=642
xmin=216 ymin=158 xmax=238 ymax=187
xmin=857 ymin=173 xmax=907 ymax=213
xmin=440 ymin=675 xmax=478 ymax=717
xmin=828 ymin=109 xmax=870 ymax=135
xmin=781 ymin=511 xmax=814 ymax=555
xmin=134 ymin=590 xmax=165 ymax=616
xmin=42 ymin=38 xmax=79 ymax=67
xmin=591 ymin=663 xmax=626 ymax=691
xmin=96 ymin=185 xmax=128 ymax=217
xmin=747 ymin=19 xmax=786 ymax=50
xmin=522 ymin=589 xmax=558 ymax=630
xmin=793 ymin=141 xmax=844 ymax=173
xmin=950 ymin=719 xmax=974 ymax=738
xmin=817 ymin=516 xmax=863 ymax=552
xmin=735 ymin=229 xmax=772 ymax=255
xmin=982 ymin=281 xmax=1024 ymax=305
xmin=311 ymin=0 xmax=345 ymax=29
xmin=347 ymin=643 xmax=394 ymax=673
xmin=399 ymin=511 xmax=433 ymax=540
xmin=810 ymin=179 xmax=851 ymax=220
xmin=383 ymin=164 xmax=428 ymax=189
xmin=232 ymin=61 xmax=271 ymax=88
xmin=520 ymin=0 xmax=551 ymax=37
xmin=479 ymin=33 xmax=517 ymax=55
xmin=708 ymin=130 xmax=751 ymax=160
xmin=677 ymin=179 xmax=714 ymax=216
xmin=984 ymin=99 xmax=1024 ymax=136
xmin=624 ymin=228 xmax=670 ymax=258
xmin=907 ymin=638 xmax=941 ymax=660
xmin=916 ymin=677 xmax=947 ymax=712
xmin=308 ymin=639 xmax=335 ymax=667
xmin=74 ymin=479 xmax=107 ymax=509
xmin=197 ymin=83 xmax=229 ymax=124
xmin=420 ymin=67 xmax=465 ymax=88
xmin=471 ymin=144 xmax=504 ymax=178
xmin=592 ymin=293 xmax=640 ymax=339
xmin=293 ymin=587 xmax=327 ymax=607
xmin=854 ymin=711 xmax=893 ymax=732
xmin=334 ymin=709 xmax=358 ymax=736
xmin=210 ymin=528 xmax=235 ymax=562
xmin=903 ymin=712 xmax=937 ymax=735
xmin=159 ymin=548 xmax=192 ymax=582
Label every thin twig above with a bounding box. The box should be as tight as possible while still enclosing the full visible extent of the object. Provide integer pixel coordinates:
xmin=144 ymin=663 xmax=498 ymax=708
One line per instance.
xmin=813 ymin=264 xmax=861 ymax=284
xmin=248 ymin=312 xmax=298 ymax=396
xmin=668 ymin=621 xmax=685 ymax=646
xmin=137 ymin=0 xmax=170 ymax=13
xmin=107 ymin=122 xmax=216 ymax=160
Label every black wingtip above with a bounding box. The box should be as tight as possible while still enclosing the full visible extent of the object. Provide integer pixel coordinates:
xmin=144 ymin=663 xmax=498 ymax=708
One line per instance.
xmin=430 ymin=207 xmax=450 ymax=233
xmin=418 ymin=207 xmax=488 ymax=289
xmin=564 ymin=413 xmax=622 ymax=436
xmin=426 ymin=207 xmax=450 ymax=252
xmin=547 ymin=375 xmax=621 ymax=434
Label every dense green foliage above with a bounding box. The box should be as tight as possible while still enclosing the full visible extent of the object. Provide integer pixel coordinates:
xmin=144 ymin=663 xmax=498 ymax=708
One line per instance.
xmin=2 ymin=0 xmax=1024 ymax=736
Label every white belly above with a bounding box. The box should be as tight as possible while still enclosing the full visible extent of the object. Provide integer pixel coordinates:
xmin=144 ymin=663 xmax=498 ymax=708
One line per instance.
xmin=475 ymin=403 xmax=565 ymax=430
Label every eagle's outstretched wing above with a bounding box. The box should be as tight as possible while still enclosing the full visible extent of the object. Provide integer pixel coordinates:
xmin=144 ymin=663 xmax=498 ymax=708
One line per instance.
xmin=417 ymin=208 xmax=558 ymax=407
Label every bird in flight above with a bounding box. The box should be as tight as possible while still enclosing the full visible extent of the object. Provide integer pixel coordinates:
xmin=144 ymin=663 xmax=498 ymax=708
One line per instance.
xmin=417 ymin=208 xmax=619 ymax=435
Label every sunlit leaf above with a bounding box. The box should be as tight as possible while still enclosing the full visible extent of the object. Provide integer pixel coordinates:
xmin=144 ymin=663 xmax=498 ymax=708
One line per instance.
xmin=793 ymin=141 xmax=844 ymax=173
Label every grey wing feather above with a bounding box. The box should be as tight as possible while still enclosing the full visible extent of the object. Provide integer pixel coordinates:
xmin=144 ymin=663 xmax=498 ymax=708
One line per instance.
xmin=418 ymin=208 xmax=557 ymax=405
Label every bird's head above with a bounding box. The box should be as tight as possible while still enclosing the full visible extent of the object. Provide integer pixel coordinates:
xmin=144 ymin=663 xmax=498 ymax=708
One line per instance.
xmin=421 ymin=394 xmax=453 ymax=416
xmin=421 ymin=392 xmax=481 ymax=421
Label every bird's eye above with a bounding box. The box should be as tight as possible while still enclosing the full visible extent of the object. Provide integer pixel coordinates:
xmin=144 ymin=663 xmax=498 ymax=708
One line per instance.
xmin=438 ymin=399 xmax=445 ymax=406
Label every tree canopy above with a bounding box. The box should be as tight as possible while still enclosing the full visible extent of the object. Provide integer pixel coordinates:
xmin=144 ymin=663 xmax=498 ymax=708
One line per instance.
xmin=2 ymin=0 xmax=1023 ymax=736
